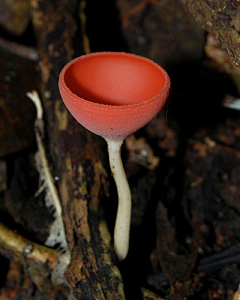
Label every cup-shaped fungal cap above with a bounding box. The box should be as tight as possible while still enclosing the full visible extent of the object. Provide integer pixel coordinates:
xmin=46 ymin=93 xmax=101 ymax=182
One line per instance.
xmin=59 ymin=52 xmax=170 ymax=141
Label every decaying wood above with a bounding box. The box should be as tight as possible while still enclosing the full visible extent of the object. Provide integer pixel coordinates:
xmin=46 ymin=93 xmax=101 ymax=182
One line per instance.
xmin=29 ymin=0 xmax=125 ymax=299
xmin=180 ymin=0 xmax=240 ymax=69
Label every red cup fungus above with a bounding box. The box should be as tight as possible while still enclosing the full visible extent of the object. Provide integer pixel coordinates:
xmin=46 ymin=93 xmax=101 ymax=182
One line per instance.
xmin=59 ymin=52 xmax=170 ymax=260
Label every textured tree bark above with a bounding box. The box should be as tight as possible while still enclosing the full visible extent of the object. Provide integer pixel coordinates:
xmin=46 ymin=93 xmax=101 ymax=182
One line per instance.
xmin=29 ymin=0 xmax=125 ymax=299
xmin=180 ymin=0 xmax=240 ymax=69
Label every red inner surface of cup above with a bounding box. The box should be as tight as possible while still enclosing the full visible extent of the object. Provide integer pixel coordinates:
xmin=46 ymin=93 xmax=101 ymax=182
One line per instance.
xmin=59 ymin=52 xmax=170 ymax=141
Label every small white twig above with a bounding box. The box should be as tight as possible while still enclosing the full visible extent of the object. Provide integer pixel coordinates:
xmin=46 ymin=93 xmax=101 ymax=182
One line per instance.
xmin=27 ymin=91 xmax=62 ymax=219
xmin=27 ymin=91 xmax=43 ymax=120
xmin=27 ymin=91 xmax=74 ymax=298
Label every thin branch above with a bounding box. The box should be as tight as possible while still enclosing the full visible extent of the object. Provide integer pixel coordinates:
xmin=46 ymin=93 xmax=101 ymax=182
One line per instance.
xmin=0 ymin=222 xmax=58 ymax=269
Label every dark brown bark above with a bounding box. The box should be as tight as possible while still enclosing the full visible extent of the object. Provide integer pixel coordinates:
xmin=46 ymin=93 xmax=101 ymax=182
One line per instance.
xmin=29 ymin=0 xmax=125 ymax=299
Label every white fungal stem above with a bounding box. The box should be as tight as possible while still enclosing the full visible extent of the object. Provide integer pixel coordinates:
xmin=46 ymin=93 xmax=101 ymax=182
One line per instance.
xmin=106 ymin=138 xmax=131 ymax=261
